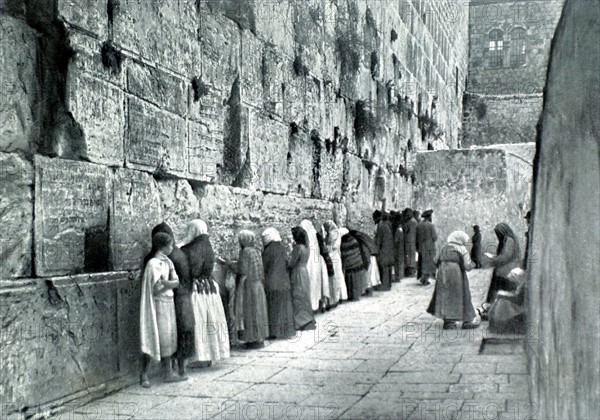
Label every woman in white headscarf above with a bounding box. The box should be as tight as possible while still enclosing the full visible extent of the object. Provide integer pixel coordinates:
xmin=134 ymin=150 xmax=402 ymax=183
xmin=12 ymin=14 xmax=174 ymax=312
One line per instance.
xmin=426 ymin=231 xmax=479 ymax=330
xmin=323 ymin=220 xmax=347 ymax=303
xmin=180 ymin=219 xmax=230 ymax=363
xmin=300 ymin=220 xmax=325 ymax=312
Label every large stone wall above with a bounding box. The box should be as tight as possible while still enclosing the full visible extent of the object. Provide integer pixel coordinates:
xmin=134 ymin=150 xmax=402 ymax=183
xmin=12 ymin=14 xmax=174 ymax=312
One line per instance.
xmin=462 ymin=93 xmax=542 ymax=147
xmin=462 ymin=0 xmax=563 ymax=147
xmin=527 ymin=0 xmax=600 ymax=417
xmin=0 ymin=1 xmax=470 ymax=412
xmin=413 ymin=143 xmax=534 ymax=260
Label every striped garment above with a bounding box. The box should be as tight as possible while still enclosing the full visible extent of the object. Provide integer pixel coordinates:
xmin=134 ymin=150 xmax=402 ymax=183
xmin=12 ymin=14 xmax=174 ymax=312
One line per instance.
xmin=340 ymin=234 xmax=365 ymax=273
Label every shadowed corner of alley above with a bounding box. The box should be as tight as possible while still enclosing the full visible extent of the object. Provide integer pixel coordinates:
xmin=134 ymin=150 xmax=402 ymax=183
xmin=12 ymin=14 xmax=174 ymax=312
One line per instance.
xmin=60 ymin=268 xmax=533 ymax=420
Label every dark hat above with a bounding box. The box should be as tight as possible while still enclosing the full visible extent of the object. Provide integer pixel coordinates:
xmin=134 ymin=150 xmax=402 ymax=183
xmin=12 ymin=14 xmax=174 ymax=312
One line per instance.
xmin=422 ymin=209 xmax=433 ymax=218
xmin=473 ymin=224 xmax=480 ymax=230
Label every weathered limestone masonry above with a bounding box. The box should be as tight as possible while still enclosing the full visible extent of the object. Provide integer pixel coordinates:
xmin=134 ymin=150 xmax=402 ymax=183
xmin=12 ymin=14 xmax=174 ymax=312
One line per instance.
xmin=528 ymin=0 xmax=600 ymax=417
xmin=413 ymin=143 xmax=534 ymax=256
xmin=0 ymin=0 xmax=469 ymax=414
xmin=462 ymin=0 xmax=563 ymax=147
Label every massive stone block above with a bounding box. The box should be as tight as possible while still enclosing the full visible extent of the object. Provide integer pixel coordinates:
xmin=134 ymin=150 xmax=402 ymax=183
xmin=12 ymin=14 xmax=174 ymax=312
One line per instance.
xmin=197 ymin=184 xmax=335 ymax=258
xmin=67 ymin=71 xmax=125 ymax=166
xmin=57 ymin=0 xmax=108 ymax=39
xmin=157 ymin=179 xmax=201 ymax=243
xmin=0 ymin=153 xmax=33 ymax=278
xmin=110 ymin=168 xmax=162 ymax=271
xmin=0 ymin=273 xmax=139 ymax=413
xmin=113 ymin=0 xmax=201 ymax=77
xmin=34 ymin=156 xmax=111 ymax=276
xmin=0 ymin=15 xmax=39 ymax=153
xmin=240 ymin=30 xmax=263 ymax=108
xmin=125 ymin=98 xmax=187 ymax=177
xmin=126 ymin=61 xmax=187 ymax=117
xmin=247 ymin=111 xmax=289 ymax=194
xmin=187 ymin=120 xmax=223 ymax=183
xmin=528 ymin=0 xmax=600 ymax=418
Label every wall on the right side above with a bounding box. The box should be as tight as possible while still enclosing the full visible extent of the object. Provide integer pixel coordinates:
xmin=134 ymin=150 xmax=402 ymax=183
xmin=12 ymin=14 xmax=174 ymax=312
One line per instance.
xmin=527 ymin=0 xmax=600 ymax=418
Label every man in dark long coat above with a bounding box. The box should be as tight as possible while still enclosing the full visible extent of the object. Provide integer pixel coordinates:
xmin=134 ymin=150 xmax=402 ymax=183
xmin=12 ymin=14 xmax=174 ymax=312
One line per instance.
xmin=416 ymin=209 xmax=437 ymax=285
xmin=471 ymin=225 xmax=482 ymax=268
xmin=402 ymin=208 xmax=418 ymax=277
xmin=373 ymin=210 xmax=396 ymax=291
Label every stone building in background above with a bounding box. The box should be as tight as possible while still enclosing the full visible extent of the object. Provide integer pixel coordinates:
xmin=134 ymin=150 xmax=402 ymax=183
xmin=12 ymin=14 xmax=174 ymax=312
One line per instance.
xmin=462 ymin=0 xmax=564 ymax=147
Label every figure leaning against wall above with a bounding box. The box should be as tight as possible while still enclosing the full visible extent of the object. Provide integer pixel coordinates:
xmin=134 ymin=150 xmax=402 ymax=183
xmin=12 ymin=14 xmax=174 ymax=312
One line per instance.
xmin=288 ymin=226 xmax=317 ymax=331
xmin=139 ymin=232 xmax=185 ymax=387
xmin=219 ymin=230 xmax=270 ymax=349
xmin=151 ymin=222 xmax=195 ymax=379
xmin=261 ymin=227 xmax=296 ymax=339
xmin=180 ymin=219 xmax=230 ymax=365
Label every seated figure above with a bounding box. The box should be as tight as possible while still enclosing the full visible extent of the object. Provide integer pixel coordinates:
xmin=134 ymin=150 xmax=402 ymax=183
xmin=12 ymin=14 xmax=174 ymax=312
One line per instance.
xmin=488 ymin=268 xmax=527 ymax=334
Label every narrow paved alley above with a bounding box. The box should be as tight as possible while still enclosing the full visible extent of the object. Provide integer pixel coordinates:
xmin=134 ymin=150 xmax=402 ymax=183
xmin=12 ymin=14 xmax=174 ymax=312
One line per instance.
xmin=63 ymin=270 xmax=530 ymax=420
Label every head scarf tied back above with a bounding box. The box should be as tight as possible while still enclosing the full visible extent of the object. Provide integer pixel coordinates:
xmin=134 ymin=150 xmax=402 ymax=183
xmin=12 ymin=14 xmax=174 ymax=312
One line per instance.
xmin=238 ymin=230 xmax=256 ymax=248
xmin=447 ymin=231 xmax=469 ymax=246
xmin=180 ymin=219 xmax=208 ymax=247
xmin=262 ymin=227 xmax=282 ymax=245
xmin=447 ymin=230 xmax=469 ymax=255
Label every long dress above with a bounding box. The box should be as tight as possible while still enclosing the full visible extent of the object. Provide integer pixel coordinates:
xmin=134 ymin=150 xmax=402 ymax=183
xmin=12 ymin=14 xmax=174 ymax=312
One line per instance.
xmin=287 ymin=244 xmax=316 ymax=330
xmin=140 ymin=254 xmax=178 ymax=361
xmin=427 ymin=244 xmax=476 ymax=322
xmin=300 ymin=221 xmax=324 ymax=311
xmin=237 ymin=246 xmax=270 ymax=343
xmin=325 ymin=230 xmax=347 ymax=302
xmin=181 ymin=235 xmax=230 ymax=362
xmin=262 ymin=241 xmax=295 ymax=338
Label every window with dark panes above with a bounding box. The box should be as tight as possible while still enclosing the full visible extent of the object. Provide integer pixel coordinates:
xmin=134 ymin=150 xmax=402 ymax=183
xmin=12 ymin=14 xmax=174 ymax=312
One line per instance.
xmin=510 ymin=27 xmax=527 ymax=67
xmin=488 ymin=29 xmax=504 ymax=67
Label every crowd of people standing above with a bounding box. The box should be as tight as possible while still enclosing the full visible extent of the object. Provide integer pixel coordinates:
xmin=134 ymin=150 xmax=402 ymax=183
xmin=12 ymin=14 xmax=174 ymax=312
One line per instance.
xmin=139 ymin=208 xmax=528 ymax=386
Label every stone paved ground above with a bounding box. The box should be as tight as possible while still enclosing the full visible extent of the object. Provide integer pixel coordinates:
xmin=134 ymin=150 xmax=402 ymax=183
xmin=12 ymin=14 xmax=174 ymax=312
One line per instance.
xmin=62 ymin=269 xmax=531 ymax=420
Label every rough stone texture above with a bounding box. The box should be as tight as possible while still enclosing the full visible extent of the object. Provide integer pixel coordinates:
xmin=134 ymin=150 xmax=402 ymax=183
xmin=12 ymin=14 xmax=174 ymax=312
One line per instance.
xmin=463 ymin=0 xmax=564 ymax=148
xmin=0 ymin=272 xmax=139 ymax=413
xmin=462 ymin=94 xmax=543 ymax=147
xmin=413 ymin=144 xmax=534 ymax=257
xmin=467 ymin=0 xmax=564 ymax=95
xmin=67 ymin=70 xmax=125 ymax=166
xmin=197 ymin=185 xmax=335 ymax=259
xmin=125 ymin=98 xmax=187 ymax=177
xmin=0 ymin=0 xmax=477 ymax=413
xmin=34 ymin=156 xmax=111 ymax=276
xmin=156 ymin=179 xmax=201 ymax=244
xmin=0 ymin=153 xmax=33 ymax=279
xmin=528 ymin=0 xmax=600 ymax=418
xmin=0 ymin=15 xmax=39 ymax=153
xmin=110 ymin=169 xmax=162 ymax=271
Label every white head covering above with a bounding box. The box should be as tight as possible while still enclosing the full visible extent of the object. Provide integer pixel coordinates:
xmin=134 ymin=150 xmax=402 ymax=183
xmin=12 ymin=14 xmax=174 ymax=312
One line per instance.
xmin=178 ymin=219 xmax=208 ymax=247
xmin=447 ymin=231 xmax=470 ymax=255
xmin=261 ymin=227 xmax=282 ymax=245
xmin=447 ymin=231 xmax=469 ymax=246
